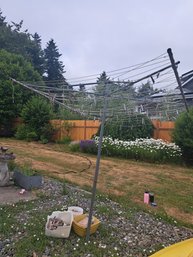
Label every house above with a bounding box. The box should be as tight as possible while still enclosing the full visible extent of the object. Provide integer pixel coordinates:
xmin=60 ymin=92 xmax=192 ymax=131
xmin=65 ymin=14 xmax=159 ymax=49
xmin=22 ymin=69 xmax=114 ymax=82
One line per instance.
xmin=133 ymin=70 xmax=193 ymax=120
xmin=150 ymin=70 xmax=193 ymax=107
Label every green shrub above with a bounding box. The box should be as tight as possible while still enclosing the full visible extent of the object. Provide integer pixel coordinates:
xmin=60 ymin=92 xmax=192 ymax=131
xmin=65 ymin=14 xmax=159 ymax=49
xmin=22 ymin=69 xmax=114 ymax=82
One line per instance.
xmin=97 ymin=114 xmax=153 ymax=140
xmin=15 ymin=124 xmax=28 ymax=140
xmin=8 ymin=160 xmax=18 ymax=171
xmin=69 ymin=142 xmax=80 ymax=152
xmin=15 ymin=96 xmax=54 ymax=142
xmin=26 ymin=131 xmax=38 ymax=142
xmin=40 ymin=123 xmax=55 ymax=142
xmin=173 ymin=107 xmax=193 ymax=164
xmin=57 ymin=136 xmax=71 ymax=144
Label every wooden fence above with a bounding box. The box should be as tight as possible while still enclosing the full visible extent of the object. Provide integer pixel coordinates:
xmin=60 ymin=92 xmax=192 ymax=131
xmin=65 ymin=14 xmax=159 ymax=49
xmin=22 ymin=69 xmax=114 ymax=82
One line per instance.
xmin=152 ymin=119 xmax=175 ymax=142
xmin=51 ymin=119 xmax=175 ymax=142
xmin=7 ymin=118 xmax=175 ymax=142
xmin=50 ymin=120 xmax=100 ymax=141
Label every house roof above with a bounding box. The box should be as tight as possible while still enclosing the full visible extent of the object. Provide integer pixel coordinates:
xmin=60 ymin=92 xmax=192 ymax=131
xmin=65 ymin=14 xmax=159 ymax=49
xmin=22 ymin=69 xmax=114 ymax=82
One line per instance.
xmin=151 ymin=88 xmax=192 ymax=98
xmin=151 ymin=69 xmax=193 ymax=99
xmin=181 ymin=70 xmax=193 ymax=89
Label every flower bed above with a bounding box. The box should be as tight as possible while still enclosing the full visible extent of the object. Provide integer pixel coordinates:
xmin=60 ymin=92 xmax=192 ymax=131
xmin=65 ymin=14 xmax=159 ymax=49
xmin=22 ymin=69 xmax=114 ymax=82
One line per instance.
xmin=79 ymin=137 xmax=182 ymax=164
xmin=79 ymin=140 xmax=97 ymax=154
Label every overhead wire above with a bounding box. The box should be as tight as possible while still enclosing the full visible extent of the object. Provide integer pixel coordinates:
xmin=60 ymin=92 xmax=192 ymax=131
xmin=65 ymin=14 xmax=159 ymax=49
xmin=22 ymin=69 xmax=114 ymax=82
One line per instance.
xmin=12 ymin=51 xmax=185 ymax=122
xmin=66 ymin=52 xmax=167 ymax=82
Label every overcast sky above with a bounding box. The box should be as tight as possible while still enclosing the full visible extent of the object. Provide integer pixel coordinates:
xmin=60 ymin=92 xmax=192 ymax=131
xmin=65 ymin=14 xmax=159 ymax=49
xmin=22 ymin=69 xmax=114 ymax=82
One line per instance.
xmin=1 ymin=0 xmax=193 ymax=80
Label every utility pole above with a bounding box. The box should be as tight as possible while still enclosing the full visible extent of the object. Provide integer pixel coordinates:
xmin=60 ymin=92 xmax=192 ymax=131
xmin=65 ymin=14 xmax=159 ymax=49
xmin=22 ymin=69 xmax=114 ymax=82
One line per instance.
xmin=167 ymin=48 xmax=189 ymax=112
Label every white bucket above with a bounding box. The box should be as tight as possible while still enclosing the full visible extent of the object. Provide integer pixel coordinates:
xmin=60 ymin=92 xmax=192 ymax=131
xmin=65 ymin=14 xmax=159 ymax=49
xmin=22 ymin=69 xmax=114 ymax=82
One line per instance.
xmin=68 ymin=206 xmax=83 ymax=217
xmin=45 ymin=211 xmax=73 ymax=238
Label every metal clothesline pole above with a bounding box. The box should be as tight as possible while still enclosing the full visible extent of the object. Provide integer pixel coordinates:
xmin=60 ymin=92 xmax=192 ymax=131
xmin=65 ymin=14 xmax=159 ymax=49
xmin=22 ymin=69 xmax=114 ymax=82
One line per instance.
xmin=167 ymin=48 xmax=189 ymax=112
xmin=86 ymin=81 xmax=109 ymax=241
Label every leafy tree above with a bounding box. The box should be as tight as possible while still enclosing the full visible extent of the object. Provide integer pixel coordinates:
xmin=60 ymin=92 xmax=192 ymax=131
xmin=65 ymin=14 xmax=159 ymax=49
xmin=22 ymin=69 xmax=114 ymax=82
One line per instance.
xmin=56 ymin=107 xmax=83 ymax=120
xmin=44 ymin=39 xmax=65 ymax=82
xmin=173 ymin=107 xmax=193 ymax=164
xmin=0 ymin=9 xmax=45 ymax=75
xmin=137 ymin=81 xmax=157 ymax=98
xmin=92 ymin=71 xmax=136 ymax=112
xmin=0 ymin=50 xmax=42 ymax=133
xmin=16 ymin=96 xmax=54 ymax=142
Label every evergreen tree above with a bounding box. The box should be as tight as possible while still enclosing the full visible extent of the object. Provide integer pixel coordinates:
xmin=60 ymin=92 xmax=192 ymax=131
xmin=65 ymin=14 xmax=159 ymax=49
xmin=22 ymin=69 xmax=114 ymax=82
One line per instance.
xmin=0 ymin=9 xmax=6 ymax=26
xmin=137 ymin=81 xmax=157 ymax=98
xmin=0 ymin=9 xmax=45 ymax=76
xmin=95 ymin=71 xmax=110 ymax=94
xmin=93 ymin=71 xmax=136 ymax=113
xmin=29 ymin=33 xmax=45 ymax=75
xmin=44 ymin=39 xmax=65 ymax=83
xmin=11 ymin=20 xmax=24 ymax=32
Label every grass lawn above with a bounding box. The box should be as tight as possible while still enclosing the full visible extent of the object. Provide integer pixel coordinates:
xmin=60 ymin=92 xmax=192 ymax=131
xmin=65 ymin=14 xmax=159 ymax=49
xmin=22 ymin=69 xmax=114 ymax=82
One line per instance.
xmin=1 ymin=138 xmax=193 ymax=227
xmin=1 ymin=138 xmax=193 ymax=256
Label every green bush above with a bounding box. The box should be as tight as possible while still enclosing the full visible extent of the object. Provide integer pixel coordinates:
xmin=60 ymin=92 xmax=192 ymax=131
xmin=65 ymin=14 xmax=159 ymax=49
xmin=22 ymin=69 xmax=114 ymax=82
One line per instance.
xmin=173 ymin=107 xmax=193 ymax=164
xmin=15 ymin=124 xmax=28 ymax=140
xmin=15 ymin=96 xmax=54 ymax=142
xmin=56 ymin=136 xmax=71 ymax=144
xmin=26 ymin=131 xmax=38 ymax=142
xmin=69 ymin=142 xmax=80 ymax=152
xmin=97 ymin=114 xmax=153 ymax=140
xmin=40 ymin=123 xmax=55 ymax=142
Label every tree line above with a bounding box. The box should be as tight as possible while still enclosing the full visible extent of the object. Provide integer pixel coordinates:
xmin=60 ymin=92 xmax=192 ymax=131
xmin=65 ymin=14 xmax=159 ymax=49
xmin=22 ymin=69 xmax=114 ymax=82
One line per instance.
xmin=0 ymin=9 xmax=68 ymax=134
xmin=0 ymin=9 xmax=157 ymax=140
xmin=0 ymin=9 xmax=65 ymax=80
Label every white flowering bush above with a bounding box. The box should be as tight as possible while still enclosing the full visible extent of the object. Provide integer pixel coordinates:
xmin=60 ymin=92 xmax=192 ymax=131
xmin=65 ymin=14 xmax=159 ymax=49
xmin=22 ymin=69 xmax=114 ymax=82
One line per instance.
xmin=94 ymin=136 xmax=182 ymax=163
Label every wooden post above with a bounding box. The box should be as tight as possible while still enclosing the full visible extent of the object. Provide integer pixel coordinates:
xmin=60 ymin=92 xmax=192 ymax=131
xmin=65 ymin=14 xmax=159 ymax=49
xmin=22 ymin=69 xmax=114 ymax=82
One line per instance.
xmin=84 ymin=120 xmax=86 ymax=140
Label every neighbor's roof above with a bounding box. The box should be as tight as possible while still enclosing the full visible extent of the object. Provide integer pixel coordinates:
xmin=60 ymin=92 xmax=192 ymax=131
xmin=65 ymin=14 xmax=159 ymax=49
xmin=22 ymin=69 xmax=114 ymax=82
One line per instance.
xmin=181 ymin=69 xmax=193 ymax=88
xmin=151 ymin=69 xmax=193 ymax=98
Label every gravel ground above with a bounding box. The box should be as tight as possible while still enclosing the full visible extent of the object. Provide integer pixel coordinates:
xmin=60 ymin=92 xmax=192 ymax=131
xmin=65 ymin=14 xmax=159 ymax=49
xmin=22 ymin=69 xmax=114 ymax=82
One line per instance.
xmin=0 ymin=177 xmax=193 ymax=257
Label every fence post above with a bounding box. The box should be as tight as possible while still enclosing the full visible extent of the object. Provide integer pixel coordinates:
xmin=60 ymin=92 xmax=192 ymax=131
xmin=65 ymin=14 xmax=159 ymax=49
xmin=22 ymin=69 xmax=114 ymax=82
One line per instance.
xmin=84 ymin=120 xmax=86 ymax=140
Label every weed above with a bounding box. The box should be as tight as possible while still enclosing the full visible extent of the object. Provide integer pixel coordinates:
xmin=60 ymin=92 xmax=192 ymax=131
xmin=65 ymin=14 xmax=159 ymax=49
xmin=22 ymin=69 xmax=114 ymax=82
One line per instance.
xmin=62 ymin=182 xmax=68 ymax=195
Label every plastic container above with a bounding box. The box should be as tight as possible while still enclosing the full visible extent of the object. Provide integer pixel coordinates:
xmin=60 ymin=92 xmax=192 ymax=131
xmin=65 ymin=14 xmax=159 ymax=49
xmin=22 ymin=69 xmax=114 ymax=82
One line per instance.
xmin=144 ymin=191 xmax=150 ymax=204
xmin=68 ymin=206 xmax=83 ymax=217
xmin=45 ymin=211 xmax=73 ymax=238
xmin=149 ymin=193 xmax=154 ymax=203
xmin=72 ymin=214 xmax=100 ymax=237
xmin=13 ymin=170 xmax=42 ymax=190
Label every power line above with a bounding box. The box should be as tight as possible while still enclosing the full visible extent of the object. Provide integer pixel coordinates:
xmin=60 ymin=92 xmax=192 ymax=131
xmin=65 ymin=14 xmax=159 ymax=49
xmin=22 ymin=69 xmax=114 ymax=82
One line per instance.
xmin=66 ymin=52 xmax=167 ymax=82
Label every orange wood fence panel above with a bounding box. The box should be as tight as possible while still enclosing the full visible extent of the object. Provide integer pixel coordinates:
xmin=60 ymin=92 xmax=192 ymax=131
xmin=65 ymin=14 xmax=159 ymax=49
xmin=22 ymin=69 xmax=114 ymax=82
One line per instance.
xmin=50 ymin=120 xmax=100 ymax=141
xmin=152 ymin=119 xmax=175 ymax=142
xmin=51 ymin=119 xmax=175 ymax=142
xmin=10 ymin=118 xmax=175 ymax=142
